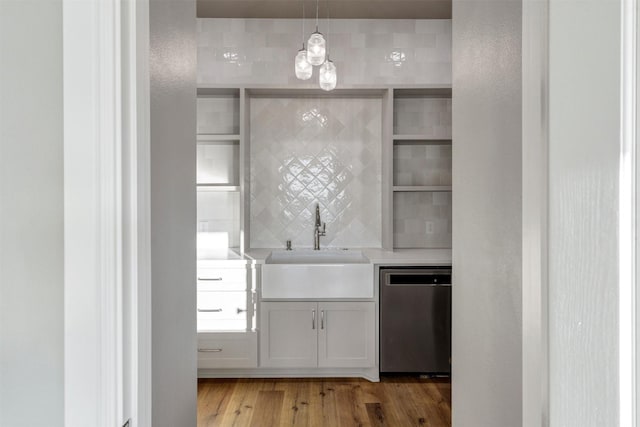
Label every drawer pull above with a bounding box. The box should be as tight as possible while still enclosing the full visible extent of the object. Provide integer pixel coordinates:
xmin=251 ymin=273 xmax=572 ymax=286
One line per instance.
xmin=236 ymin=308 xmax=247 ymax=314
xmin=197 ymin=308 xmax=222 ymax=313
xmin=198 ymin=277 xmax=223 ymax=281
xmin=198 ymin=348 xmax=222 ymax=353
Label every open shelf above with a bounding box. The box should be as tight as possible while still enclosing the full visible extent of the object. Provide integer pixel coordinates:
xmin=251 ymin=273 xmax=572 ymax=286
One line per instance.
xmin=390 ymin=87 xmax=452 ymax=250
xmin=393 ymin=136 xmax=452 ymax=144
xmin=197 ymin=134 xmax=241 ymax=143
xmin=197 ymin=184 xmax=240 ymax=192
xmin=393 ymin=186 xmax=452 ymax=192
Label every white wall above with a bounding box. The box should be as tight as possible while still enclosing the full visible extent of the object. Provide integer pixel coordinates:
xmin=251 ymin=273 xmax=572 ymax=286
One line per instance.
xmin=150 ymin=0 xmax=198 ymax=425
xmin=548 ymin=1 xmax=621 ymax=424
xmin=451 ymin=1 xmax=522 ymax=426
xmin=0 ymin=1 xmax=64 ymax=426
xmin=198 ymin=18 xmax=451 ymax=87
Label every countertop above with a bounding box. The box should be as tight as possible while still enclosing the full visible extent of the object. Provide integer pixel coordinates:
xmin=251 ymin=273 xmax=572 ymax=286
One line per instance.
xmin=197 ymin=248 xmax=452 ymax=266
xmin=243 ymin=248 xmax=452 ymax=266
xmin=197 ymin=249 xmax=251 ymax=267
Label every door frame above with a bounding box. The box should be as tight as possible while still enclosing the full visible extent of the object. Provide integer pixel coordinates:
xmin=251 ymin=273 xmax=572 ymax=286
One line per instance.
xmin=62 ymin=1 xmax=639 ymax=426
xmin=63 ymin=0 xmax=151 ymax=425
xmin=522 ymin=0 xmax=639 ymax=425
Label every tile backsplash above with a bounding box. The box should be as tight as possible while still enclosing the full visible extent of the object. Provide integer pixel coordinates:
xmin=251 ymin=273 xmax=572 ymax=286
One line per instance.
xmin=198 ymin=19 xmax=451 ymax=87
xmin=197 ymin=191 xmax=240 ymax=248
xmin=393 ymin=97 xmax=452 ymax=137
xmin=197 ymin=95 xmax=240 ymax=134
xmin=393 ymin=191 xmax=451 ymax=248
xmin=393 ymin=144 xmax=452 ymax=186
xmin=250 ymin=97 xmax=382 ymax=248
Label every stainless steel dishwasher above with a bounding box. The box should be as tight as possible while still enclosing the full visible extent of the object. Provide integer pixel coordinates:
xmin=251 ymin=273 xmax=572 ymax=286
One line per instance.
xmin=380 ymin=266 xmax=451 ymax=374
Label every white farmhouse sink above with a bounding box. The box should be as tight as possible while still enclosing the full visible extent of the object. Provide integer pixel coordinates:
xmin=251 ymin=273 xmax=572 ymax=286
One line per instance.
xmin=262 ymin=250 xmax=373 ymax=299
xmin=266 ymin=249 xmax=369 ymax=264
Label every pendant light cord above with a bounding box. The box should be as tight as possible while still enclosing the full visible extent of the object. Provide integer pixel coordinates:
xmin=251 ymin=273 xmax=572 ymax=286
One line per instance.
xmin=301 ymin=0 xmax=305 ymax=48
xmin=325 ymin=0 xmax=330 ymax=55
xmin=315 ymin=0 xmax=319 ymax=31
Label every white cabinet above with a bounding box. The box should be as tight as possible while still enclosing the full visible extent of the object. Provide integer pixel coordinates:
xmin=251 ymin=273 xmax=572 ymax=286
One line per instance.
xmin=198 ymin=332 xmax=258 ymax=369
xmin=197 ymin=265 xmax=257 ymax=370
xmin=196 ymin=266 xmax=254 ymax=333
xmin=259 ymin=302 xmax=318 ymax=368
xmin=317 ymin=302 xmax=376 ymax=368
xmin=260 ymin=301 xmax=375 ymax=369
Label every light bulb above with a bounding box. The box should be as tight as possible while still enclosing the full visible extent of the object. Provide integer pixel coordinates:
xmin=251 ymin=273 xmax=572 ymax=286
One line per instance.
xmin=294 ymin=48 xmax=313 ymax=80
xmin=319 ymin=59 xmax=337 ymax=91
xmin=306 ymin=31 xmax=326 ymax=66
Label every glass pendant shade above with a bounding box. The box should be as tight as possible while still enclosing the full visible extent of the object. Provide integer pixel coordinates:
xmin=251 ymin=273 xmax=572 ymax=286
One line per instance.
xmin=294 ymin=48 xmax=313 ymax=80
xmin=306 ymin=31 xmax=326 ymax=66
xmin=319 ymin=59 xmax=337 ymax=91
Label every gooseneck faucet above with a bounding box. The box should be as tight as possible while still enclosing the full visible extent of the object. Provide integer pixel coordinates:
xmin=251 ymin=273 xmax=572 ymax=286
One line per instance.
xmin=314 ymin=203 xmax=326 ymax=250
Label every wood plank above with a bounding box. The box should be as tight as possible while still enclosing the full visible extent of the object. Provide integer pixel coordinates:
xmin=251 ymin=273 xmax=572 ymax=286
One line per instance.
xmin=197 ymin=376 xmax=451 ymax=427
xmin=249 ymin=390 xmax=285 ymax=427
xmin=383 ymin=380 xmax=424 ymax=426
xmin=417 ymin=379 xmax=452 ymax=426
xmin=433 ymin=378 xmax=452 ymax=408
xmin=335 ymin=382 xmax=371 ymax=427
xmin=308 ymin=379 xmax=338 ymax=427
xmin=218 ymin=379 xmax=265 ymax=426
xmin=359 ymin=379 xmax=404 ymax=426
xmin=197 ymin=379 xmax=236 ymax=427
xmin=278 ymin=379 xmax=312 ymax=427
xmin=365 ymin=403 xmax=387 ymax=427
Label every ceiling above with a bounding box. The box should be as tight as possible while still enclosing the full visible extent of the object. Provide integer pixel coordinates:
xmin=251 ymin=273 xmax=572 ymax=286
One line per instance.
xmin=197 ymin=0 xmax=451 ymax=20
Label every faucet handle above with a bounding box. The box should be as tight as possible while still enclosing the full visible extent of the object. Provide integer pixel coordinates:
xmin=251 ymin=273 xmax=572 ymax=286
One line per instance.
xmin=322 ymin=222 xmax=326 ymax=234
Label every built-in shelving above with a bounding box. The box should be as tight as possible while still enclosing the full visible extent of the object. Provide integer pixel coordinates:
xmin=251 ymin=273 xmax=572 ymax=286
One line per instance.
xmin=196 ymin=88 xmax=243 ymax=250
xmin=196 ymin=184 xmax=240 ymax=192
xmin=393 ymin=186 xmax=452 ymax=192
xmin=392 ymin=135 xmax=452 ymax=143
xmin=389 ymin=87 xmax=453 ymax=250
xmin=197 ymin=134 xmax=241 ymax=142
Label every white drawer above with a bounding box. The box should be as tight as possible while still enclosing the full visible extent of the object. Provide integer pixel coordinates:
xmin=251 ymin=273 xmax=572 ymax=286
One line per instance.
xmin=198 ymin=267 xmax=247 ymax=286
xmin=197 ymin=291 xmax=247 ymax=319
xmin=197 ymin=318 xmax=247 ymax=332
xmin=197 ymin=332 xmax=257 ymax=369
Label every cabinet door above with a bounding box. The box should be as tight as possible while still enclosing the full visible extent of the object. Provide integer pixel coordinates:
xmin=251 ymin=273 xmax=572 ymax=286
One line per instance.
xmin=318 ymin=302 xmax=375 ymax=368
xmin=260 ymin=302 xmax=318 ymax=368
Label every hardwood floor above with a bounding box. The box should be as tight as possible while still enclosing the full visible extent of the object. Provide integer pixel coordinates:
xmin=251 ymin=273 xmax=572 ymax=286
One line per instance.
xmin=197 ymin=376 xmax=451 ymax=427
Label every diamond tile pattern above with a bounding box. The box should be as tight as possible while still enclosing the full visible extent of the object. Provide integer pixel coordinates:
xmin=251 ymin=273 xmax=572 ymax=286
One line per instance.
xmin=250 ymin=97 xmax=382 ymax=249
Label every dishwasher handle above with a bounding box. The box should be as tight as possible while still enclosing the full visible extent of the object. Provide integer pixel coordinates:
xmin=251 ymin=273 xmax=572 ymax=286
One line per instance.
xmin=382 ymin=268 xmax=451 ymax=286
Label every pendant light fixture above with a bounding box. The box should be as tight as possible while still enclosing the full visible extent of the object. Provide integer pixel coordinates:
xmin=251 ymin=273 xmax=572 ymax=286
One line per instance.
xmin=306 ymin=0 xmax=326 ymax=66
xmin=319 ymin=55 xmax=337 ymax=91
xmin=294 ymin=0 xmax=312 ymax=80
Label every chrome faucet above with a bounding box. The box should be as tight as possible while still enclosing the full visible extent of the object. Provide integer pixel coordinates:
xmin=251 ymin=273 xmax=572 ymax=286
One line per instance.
xmin=313 ymin=204 xmax=326 ymax=250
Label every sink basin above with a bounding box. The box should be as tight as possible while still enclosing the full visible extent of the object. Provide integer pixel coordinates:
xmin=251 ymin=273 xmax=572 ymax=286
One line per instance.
xmin=266 ymin=249 xmax=369 ymax=264
xmin=262 ymin=249 xmax=373 ymax=299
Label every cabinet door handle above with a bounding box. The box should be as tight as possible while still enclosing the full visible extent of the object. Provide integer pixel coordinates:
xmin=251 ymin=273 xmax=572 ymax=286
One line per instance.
xmin=312 ymin=309 xmax=316 ymax=330
xmin=198 ymin=277 xmax=222 ymax=281
xmin=198 ymin=348 xmax=222 ymax=353
xmin=321 ymin=310 xmax=324 ymax=330
xmin=197 ymin=308 xmax=222 ymax=312
xmin=236 ymin=307 xmax=247 ymax=314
